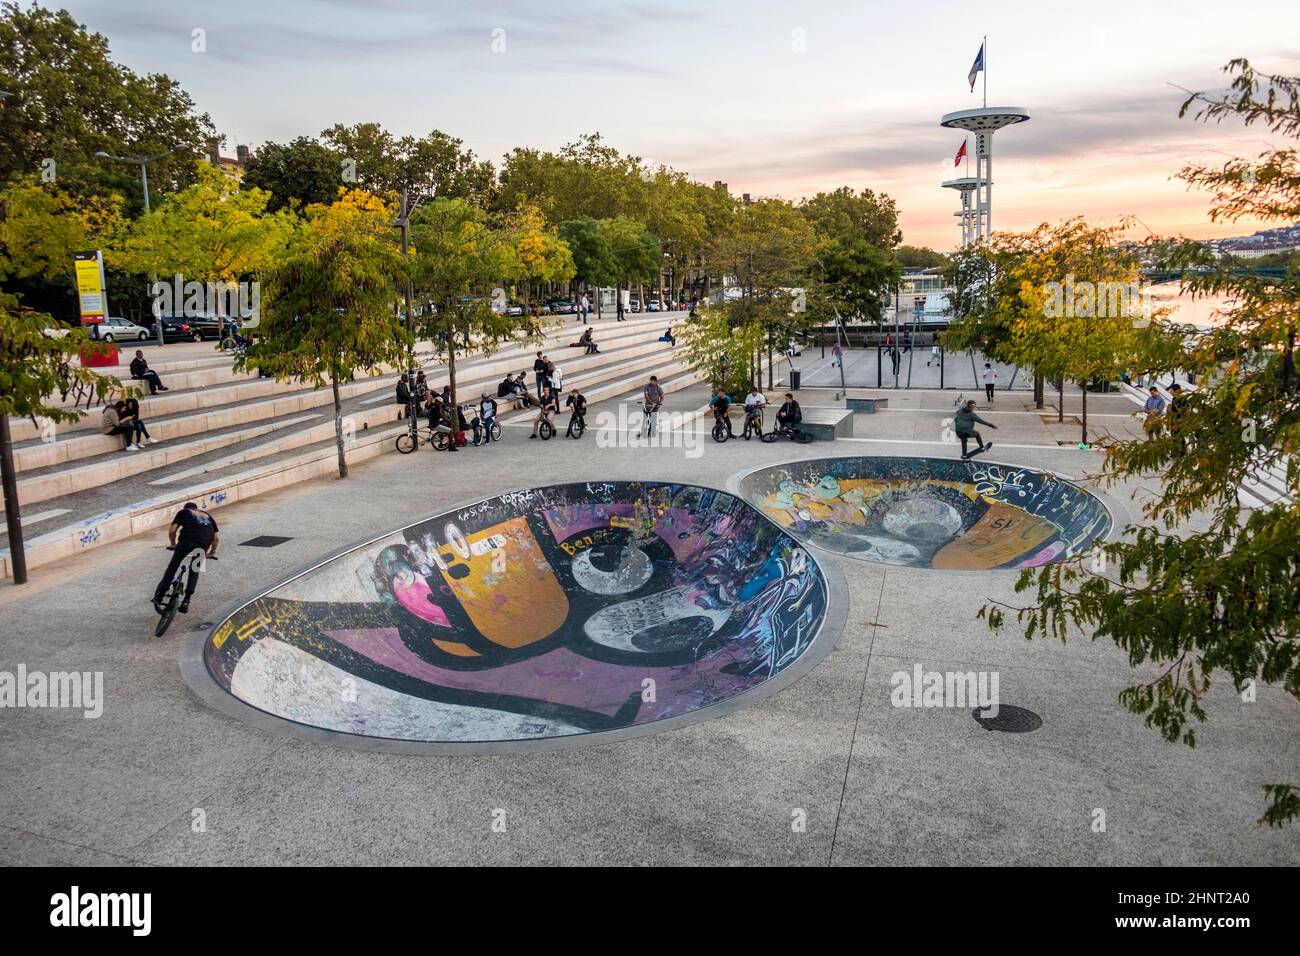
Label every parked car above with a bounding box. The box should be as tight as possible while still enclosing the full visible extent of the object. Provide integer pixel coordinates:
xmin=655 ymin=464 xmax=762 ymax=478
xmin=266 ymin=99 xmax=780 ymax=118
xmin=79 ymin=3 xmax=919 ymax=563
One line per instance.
xmin=41 ymin=324 xmax=73 ymax=339
xmin=152 ymin=315 xmax=202 ymax=343
xmin=90 ymin=317 xmax=152 ymax=342
xmin=646 ymin=299 xmax=662 ymax=312
xmin=546 ymin=298 xmax=576 ymax=315
xmin=181 ymin=312 xmax=249 ymax=341
xmin=505 ymin=301 xmax=526 ymax=316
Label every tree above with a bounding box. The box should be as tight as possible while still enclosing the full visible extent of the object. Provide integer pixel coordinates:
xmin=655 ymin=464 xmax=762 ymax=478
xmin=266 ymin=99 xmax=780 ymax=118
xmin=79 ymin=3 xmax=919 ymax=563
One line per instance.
xmin=0 ymin=177 xmax=128 ymax=322
xmin=320 ymin=123 xmax=494 ymax=204
xmin=896 ymin=245 xmax=949 ymax=269
xmin=0 ymin=2 xmax=213 ymax=204
xmin=120 ymin=163 xmax=298 ymax=293
xmin=678 ymin=304 xmax=765 ymax=399
xmin=707 ymin=198 xmax=818 ymax=386
xmin=0 ymin=291 xmax=118 ymax=582
xmin=799 ymin=185 xmax=902 ymax=249
xmin=982 ymin=60 xmax=1300 ymax=826
xmin=239 ymin=190 xmax=410 ymax=478
xmin=558 ymin=217 xmax=618 ymax=307
xmin=602 ymin=215 xmax=661 ymax=313
xmin=241 ymin=137 xmax=345 ymax=212
xmin=410 ymin=198 xmax=541 ymax=415
xmin=498 ymin=203 xmax=574 ymax=316
xmin=809 ymin=237 xmax=901 ymax=325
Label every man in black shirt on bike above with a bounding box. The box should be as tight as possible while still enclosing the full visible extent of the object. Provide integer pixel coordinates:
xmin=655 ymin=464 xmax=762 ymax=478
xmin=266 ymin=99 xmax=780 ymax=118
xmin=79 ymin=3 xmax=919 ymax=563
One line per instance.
xmin=565 ymin=389 xmax=587 ymax=437
xmin=152 ymin=502 xmax=219 ymax=613
xmin=710 ymin=388 xmax=733 ymax=438
xmin=776 ymin=393 xmax=802 ymax=431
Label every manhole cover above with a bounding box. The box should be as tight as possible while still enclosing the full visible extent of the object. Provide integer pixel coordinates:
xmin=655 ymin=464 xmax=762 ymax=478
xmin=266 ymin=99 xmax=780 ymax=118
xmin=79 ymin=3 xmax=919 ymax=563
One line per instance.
xmin=972 ymin=704 xmax=1042 ymax=733
xmin=240 ymin=535 xmax=294 ymax=548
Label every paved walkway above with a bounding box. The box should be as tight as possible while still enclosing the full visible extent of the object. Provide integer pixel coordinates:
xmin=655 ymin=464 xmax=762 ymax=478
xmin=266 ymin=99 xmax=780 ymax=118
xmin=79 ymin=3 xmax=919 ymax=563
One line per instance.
xmin=1 ymin=396 xmax=1295 ymax=865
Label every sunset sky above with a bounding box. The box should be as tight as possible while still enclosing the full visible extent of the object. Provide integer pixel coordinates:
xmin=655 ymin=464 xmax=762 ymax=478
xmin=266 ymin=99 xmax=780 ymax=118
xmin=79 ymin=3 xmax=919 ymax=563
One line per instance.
xmin=63 ymin=0 xmax=1300 ymax=250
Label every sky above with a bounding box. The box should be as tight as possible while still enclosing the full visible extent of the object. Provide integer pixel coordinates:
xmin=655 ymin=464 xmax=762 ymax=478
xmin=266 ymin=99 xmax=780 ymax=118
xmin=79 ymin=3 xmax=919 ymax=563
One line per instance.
xmin=59 ymin=0 xmax=1300 ymax=250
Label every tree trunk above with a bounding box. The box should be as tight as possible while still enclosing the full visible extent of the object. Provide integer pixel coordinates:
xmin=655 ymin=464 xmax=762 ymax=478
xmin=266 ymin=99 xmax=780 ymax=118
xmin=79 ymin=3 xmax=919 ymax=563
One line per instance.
xmin=1057 ymin=379 xmax=1064 ymax=423
xmin=1034 ymin=374 xmax=1044 ymax=410
xmin=332 ymin=371 xmax=348 ymax=479
xmin=1080 ymin=383 xmax=1088 ymax=445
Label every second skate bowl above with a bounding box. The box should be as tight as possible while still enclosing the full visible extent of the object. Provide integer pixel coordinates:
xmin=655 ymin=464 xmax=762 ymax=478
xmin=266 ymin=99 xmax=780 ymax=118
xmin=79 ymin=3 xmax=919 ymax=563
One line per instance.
xmin=737 ymin=456 xmax=1112 ymax=570
xmin=194 ymin=481 xmax=841 ymax=751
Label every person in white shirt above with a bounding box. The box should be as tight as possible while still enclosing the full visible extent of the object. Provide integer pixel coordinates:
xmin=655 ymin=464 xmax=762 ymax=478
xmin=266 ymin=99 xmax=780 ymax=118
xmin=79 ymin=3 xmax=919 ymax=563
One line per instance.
xmin=743 ymin=387 xmax=767 ymax=436
xmin=982 ymin=363 xmax=997 ymax=403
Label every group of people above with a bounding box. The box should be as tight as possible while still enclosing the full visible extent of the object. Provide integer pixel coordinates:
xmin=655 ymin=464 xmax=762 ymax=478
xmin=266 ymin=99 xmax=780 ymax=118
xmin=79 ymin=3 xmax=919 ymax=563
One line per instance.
xmin=101 ymin=396 xmax=156 ymax=451
xmin=395 ymin=370 xmax=501 ymax=452
xmin=1140 ymin=383 xmax=1187 ymax=441
xmin=708 ymin=386 xmax=802 ymax=439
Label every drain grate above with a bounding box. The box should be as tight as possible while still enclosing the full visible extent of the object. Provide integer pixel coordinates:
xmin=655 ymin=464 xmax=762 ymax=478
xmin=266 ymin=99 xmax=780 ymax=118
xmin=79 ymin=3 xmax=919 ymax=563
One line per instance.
xmin=972 ymin=704 xmax=1042 ymax=733
xmin=239 ymin=535 xmax=294 ymax=548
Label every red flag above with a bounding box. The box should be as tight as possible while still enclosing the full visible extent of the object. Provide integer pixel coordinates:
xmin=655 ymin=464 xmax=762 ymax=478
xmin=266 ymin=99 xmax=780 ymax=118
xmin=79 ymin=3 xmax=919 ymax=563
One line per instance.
xmin=954 ymin=139 xmax=967 ymax=167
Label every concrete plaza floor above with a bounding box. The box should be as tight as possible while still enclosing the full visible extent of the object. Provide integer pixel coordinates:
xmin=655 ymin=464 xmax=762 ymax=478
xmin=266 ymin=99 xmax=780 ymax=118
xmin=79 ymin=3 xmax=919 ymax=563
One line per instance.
xmin=1 ymin=388 xmax=1296 ymax=866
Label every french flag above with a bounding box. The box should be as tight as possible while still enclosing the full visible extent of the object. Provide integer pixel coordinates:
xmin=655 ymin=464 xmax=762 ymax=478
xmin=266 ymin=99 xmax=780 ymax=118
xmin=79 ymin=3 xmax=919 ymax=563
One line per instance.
xmin=968 ymin=42 xmax=985 ymax=91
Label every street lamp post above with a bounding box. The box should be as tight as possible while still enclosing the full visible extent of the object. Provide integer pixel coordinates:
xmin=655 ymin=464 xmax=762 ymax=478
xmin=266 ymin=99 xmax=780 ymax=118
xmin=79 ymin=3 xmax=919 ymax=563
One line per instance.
xmin=95 ymin=144 xmax=189 ymax=345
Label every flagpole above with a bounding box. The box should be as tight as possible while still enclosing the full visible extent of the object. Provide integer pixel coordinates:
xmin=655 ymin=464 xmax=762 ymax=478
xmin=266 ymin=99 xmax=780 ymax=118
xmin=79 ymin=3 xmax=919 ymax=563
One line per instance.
xmin=982 ymin=35 xmax=987 ymax=108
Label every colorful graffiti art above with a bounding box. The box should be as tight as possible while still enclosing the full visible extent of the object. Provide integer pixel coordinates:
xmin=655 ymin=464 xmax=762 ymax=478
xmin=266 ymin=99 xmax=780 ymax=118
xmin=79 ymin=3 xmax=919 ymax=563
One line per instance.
xmin=201 ymin=482 xmax=834 ymax=745
xmin=737 ymin=456 xmax=1112 ymax=570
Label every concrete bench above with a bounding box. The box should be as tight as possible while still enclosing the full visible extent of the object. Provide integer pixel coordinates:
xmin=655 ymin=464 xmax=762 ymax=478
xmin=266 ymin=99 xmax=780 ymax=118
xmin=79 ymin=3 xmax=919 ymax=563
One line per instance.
xmin=798 ymin=407 xmax=854 ymax=441
xmin=846 ymin=397 xmax=889 ymax=414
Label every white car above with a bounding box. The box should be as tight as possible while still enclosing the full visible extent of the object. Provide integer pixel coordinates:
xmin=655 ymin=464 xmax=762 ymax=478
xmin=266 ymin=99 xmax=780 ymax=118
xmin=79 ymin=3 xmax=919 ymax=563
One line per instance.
xmin=90 ymin=317 xmax=152 ymax=342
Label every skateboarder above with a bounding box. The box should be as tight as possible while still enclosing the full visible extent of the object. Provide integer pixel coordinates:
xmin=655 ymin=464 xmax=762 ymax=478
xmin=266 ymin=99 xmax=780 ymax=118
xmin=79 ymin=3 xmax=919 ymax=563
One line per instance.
xmin=955 ymin=400 xmax=997 ymax=459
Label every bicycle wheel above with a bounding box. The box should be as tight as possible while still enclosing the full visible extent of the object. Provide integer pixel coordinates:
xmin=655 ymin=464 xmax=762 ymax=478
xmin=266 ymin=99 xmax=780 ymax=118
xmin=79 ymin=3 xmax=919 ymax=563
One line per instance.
xmin=712 ymin=420 xmax=728 ymax=443
xmin=471 ymin=427 xmax=484 ymax=447
xmin=794 ymin=428 xmax=814 ymax=444
xmin=489 ymin=421 xmax=501 ymax=442
xmin=539 ymin=419 xmax=554 ymax=440
xmin=396 ymin=432 xmax=417 ymax=454
xmin=760 ymin=430 xmax=780 ymax=443
xmin=154 ymin=581 xmax=181 ymax=637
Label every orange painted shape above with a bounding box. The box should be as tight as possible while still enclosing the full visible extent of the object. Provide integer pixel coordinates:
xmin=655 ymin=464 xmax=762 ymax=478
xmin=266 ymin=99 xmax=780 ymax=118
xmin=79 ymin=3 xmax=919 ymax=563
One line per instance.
xmin=431 ymin=638 xmax=479 ymax=657
xmin=932 ymin=502 xmax=1058 ymax=570
xmin=438 ymin=516 xmax=568 ymax=649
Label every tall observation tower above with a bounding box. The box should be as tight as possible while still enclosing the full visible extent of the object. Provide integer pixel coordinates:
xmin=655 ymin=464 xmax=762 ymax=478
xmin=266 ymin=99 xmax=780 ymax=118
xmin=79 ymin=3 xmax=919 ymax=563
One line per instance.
xmin=941 ymin=177 xmax=980 ymax=247
xmin=940 ymin=106 xmax=1029 ymax=244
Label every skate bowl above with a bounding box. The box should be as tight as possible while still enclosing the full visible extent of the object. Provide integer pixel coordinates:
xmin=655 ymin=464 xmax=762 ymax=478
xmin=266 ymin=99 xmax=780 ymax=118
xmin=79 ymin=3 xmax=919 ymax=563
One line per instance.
xmin=187 ymin=481 xmax=845 ymax=752
xmin=736 ymin=456 xmax=1112 ymax=570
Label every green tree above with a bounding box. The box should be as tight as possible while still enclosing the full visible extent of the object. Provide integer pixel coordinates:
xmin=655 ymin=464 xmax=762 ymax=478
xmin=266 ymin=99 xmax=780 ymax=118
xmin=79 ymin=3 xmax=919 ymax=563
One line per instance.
xmin=410 ymin=198 xmax=534 ymax=414
xmin=708 ymin=198 xmax=818 ymax=385
xmin=0 ymin=2 xmax=213 ymax=204
xmin=239 ymin=190 xmax=410 ymax=479
xmin=0 ymin=291 xmax=119 ymax=583
xmin=241 ymin=137 xmax=345 ymax=212
xmin=602 ymin=215 xmax=661 ymax=313
xmin=320 ymin=123 xmax=494 ymax=204
xmin=896 ymin=244 xmax=949 ymax=268
xmin=558 ymin=217 xmax=618 ymax=309
xmin=498 ymin=203 xmax=574 ymax=316
xmin=982 ymin=60 xmax=1300 ymax=826
xmin=120 ymin=164 xmax=298 ymax=295
xmin=799 ymin=185 xmax=902 ymax=248
xmin=0 ymin=177 xmax=128 ymax=322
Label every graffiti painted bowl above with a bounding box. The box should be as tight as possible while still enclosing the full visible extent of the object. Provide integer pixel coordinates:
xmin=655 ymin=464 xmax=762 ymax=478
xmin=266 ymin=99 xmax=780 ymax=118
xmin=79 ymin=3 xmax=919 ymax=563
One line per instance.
xmin=190 ymin=482 xmax=843 ymax=751
xmin=736 ymin=457 xmax=1112 ymax=570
